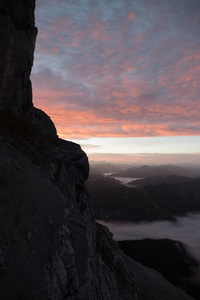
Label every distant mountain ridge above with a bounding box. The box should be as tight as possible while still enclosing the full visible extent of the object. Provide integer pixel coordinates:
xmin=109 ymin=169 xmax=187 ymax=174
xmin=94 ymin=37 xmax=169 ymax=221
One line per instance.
xmin=90 ymin=162 xmax=121 ymax=174
xmin=87 ymin=173 xmax=200 ymax=222
xmin=128 ymin=175 xmax=194 ymax=187
xmin=110 ymin=164 xmax=200 ymax=178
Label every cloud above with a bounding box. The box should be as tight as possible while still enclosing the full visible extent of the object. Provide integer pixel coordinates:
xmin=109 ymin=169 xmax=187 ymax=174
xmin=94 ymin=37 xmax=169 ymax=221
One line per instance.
xmin=127 ymin=12 xmax=137 ymax=21
xmin=98 ymin=213 xmax=200 ymax=262
xmin=32 ymin=0 xmax=200 ymax=139
xmin=86 ymin=152 xmax=200 ymax=165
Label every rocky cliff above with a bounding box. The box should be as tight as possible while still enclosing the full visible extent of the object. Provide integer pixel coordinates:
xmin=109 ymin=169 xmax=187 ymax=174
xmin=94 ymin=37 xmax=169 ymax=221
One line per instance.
xmin=0 ymin=0 xmax=56 ymax=136
xmin=0 ymin=1 xmax=194 ymax=299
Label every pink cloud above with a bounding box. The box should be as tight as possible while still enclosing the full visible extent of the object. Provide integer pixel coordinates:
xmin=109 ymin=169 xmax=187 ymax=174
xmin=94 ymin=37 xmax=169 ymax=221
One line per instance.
xmin=32 ymin=0 xmax=200 ymax=140
xmin=32 ymin=60 xmax=200 ymax=139
xmin=127 ymin=12 xmax=137 ymax=21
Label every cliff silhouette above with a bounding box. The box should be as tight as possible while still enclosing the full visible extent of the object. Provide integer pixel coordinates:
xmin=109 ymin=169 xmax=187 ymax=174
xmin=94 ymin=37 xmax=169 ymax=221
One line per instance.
xmin=0 ymin=1 xmax=194 ymax=299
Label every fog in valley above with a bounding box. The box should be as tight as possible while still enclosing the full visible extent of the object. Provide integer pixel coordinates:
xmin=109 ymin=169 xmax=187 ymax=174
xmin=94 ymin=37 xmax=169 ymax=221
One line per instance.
xmin=98 ymin=213 xmax=200 ymax=262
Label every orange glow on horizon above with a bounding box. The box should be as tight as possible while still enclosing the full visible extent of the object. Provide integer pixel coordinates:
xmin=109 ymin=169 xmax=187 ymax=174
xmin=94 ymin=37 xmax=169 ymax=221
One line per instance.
xmin=32 ymin=97 xmax=200 ymax=140
xmin=87 ymin=152 xmax=200 ymax=165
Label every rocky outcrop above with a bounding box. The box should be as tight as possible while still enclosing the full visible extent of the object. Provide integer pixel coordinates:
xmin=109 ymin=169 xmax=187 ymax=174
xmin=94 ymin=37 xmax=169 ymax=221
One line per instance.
xmin=0 ymin=112 xmax=194 ymax=299
xmin=0 ymin=0 xmax=37 ymax=115
xmin=0 ymin=1 xmax=194 ymax=299
xmin=0 ymin=0 xmax=56 ymax=136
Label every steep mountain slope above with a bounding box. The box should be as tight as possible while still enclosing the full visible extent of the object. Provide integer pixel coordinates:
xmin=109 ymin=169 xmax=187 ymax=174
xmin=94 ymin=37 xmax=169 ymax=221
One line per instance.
xmin=0 ymin=1 xmax=194 ymax=299
xmin=144 ymin=180 xmax=200 ymax=216
xmin=87 ymin=174 xmax=175 ymax=222
xmin=88 ymin=173 xmax=200 ymax=222
xmin=1 ymin=112 xmax=195 ymax=300
xmin=119 ymin=239 xmax=200 ymax=300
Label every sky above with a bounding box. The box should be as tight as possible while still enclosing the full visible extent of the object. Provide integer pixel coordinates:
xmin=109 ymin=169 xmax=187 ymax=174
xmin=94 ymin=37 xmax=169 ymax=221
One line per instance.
xmin=31 ymin=0 xmax=200 ymax=165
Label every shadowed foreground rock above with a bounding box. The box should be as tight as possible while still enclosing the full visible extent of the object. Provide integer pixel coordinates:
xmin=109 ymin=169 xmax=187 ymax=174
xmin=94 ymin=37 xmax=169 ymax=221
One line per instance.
xmin=0 ymin=112 xmax=194 ymax=300
xmin=0 ymin=1 xmax=194 ymax=299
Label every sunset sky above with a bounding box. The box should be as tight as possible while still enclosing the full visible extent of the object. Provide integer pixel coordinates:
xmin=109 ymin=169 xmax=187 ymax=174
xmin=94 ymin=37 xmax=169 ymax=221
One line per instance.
xmin=31 ymin=0 xmax=200 ymax=164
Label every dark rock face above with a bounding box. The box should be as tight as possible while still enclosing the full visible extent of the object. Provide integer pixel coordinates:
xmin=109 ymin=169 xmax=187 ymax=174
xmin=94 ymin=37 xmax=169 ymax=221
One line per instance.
xmin=0 ymin=1 xmax=195 ymax=299
xmin=0 ymin=0 xmax=56 ymax=137
xmin=0 ymin=113 xmax=91 ymax=299
xmin=0 ymin=114 xmax=194 ymax=300
xmin=118 ymin=239 xmax=200 ymax=299
xmin=24 ymin=106 xmax=57 ymax=137
xmin=0 ymin=0 xmax=37 ymax=115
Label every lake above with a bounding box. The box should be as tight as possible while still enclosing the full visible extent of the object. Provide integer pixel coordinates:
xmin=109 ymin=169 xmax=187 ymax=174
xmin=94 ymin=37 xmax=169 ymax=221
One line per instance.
xmin=103 ymin=173 xmax=142 ymax=185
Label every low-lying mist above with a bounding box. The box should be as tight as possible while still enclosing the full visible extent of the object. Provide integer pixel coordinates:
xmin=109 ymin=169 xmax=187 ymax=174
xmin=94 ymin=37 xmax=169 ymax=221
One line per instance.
xmin=98 ymin=213 xmax=200 ymax=262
